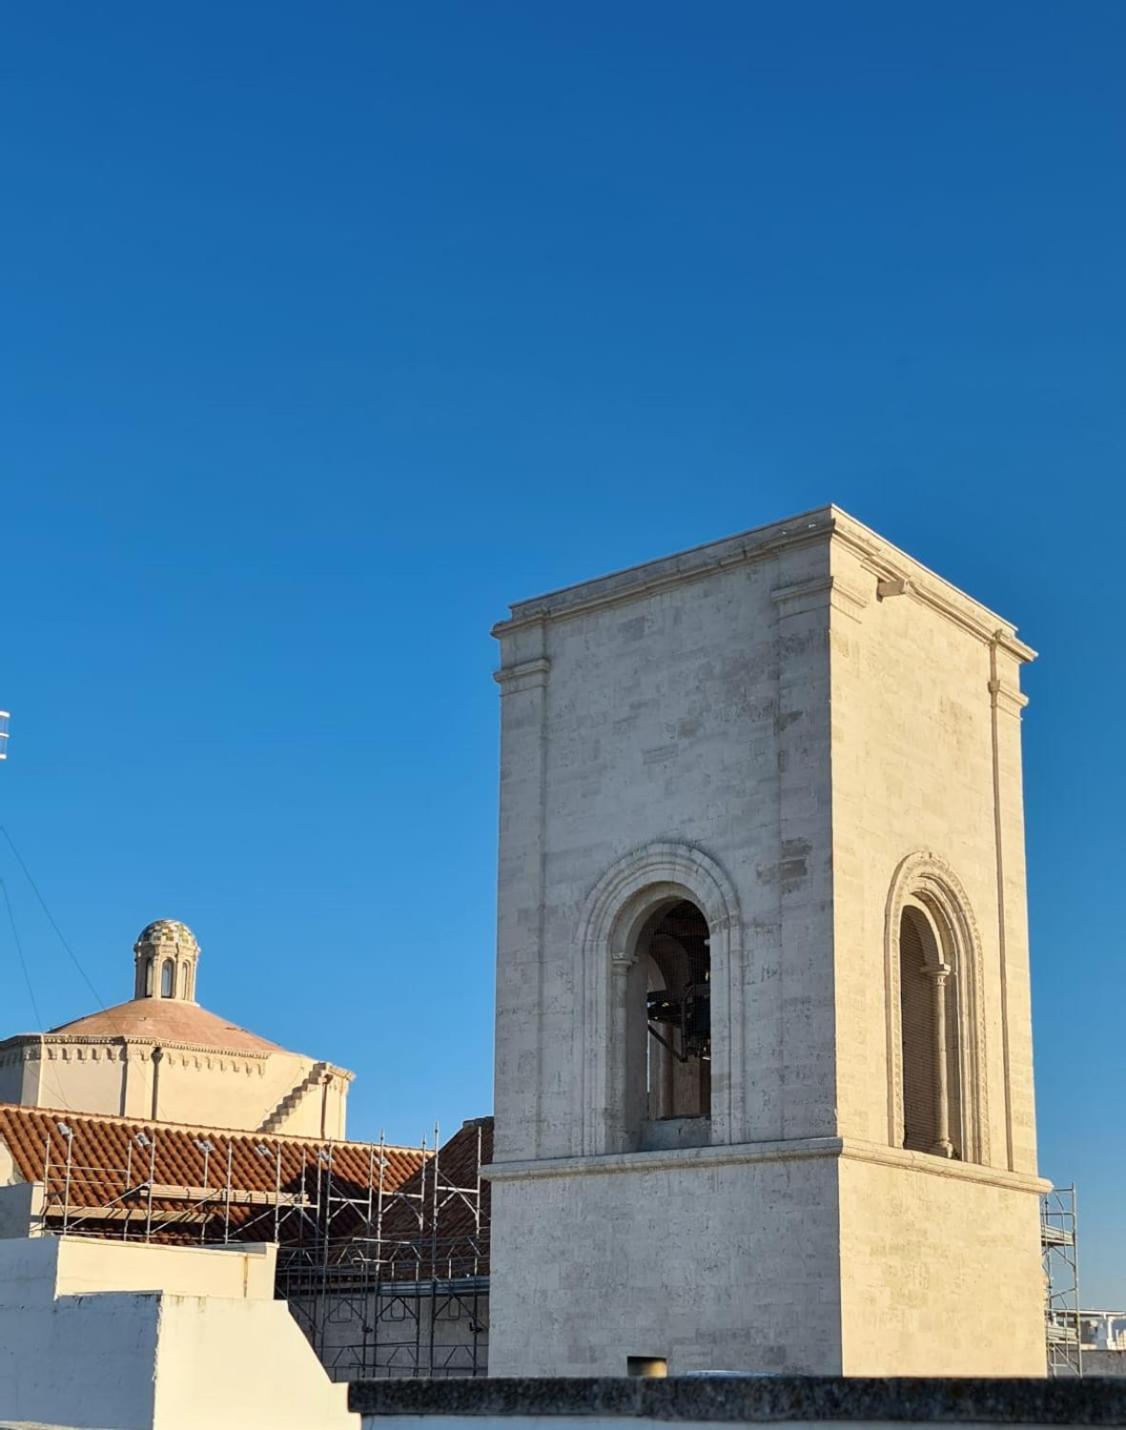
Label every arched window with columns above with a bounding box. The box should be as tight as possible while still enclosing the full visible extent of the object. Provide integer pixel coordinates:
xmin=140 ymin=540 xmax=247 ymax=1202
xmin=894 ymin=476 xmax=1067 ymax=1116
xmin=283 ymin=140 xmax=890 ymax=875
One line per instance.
xmin=886 ymin=852 xmax=989 ymax=1165
xmin=899 ymin=903 xmax=962 ymax=1156
xmin=575 ymin=841 xmax=743 ymax=1157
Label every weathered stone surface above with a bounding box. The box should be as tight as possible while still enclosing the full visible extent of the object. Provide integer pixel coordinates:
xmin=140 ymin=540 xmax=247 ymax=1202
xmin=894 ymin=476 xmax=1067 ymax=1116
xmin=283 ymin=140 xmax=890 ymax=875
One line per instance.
xmin=350 ymin=1375 xmax=1126 ymax=1423
xmin=487 ymin=506 xmax=1044 ymax=1377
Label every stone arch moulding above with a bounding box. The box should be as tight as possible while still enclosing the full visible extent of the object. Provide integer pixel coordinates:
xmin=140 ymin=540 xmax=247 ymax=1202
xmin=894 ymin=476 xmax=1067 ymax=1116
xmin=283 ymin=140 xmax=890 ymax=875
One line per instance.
xmin=574 ymin=840 xmax=743 ymax=1156
xmin=885 ymin=849 xmax=990 ymax=1165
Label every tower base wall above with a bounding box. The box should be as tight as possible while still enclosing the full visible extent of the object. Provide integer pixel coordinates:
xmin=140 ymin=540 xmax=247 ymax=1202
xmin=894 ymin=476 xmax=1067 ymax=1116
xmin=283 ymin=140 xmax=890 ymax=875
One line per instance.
xmin=487 ymin=1143 xmax=1048 ymax=1378
xmin=488 ymin=1144 xmax=844 ymax=1377
xmin=838 ymin=1147 xmax=1047 ymax=1376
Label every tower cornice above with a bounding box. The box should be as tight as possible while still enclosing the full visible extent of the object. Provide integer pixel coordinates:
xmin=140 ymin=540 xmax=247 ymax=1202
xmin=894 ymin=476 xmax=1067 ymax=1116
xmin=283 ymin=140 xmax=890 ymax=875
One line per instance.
xmin=491 ymin=504 xmax=1035 ymax=664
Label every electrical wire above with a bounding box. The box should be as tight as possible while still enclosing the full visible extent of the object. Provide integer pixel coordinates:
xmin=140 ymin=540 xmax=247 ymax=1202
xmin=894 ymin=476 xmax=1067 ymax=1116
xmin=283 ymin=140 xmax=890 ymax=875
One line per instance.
xmin=0 ymin=876 xmax=44 ymax=1033
xmin=0 ymin=874 xmax=73 ymax=1111
xmin=0 ymin=825 xmax=106 ymax=1010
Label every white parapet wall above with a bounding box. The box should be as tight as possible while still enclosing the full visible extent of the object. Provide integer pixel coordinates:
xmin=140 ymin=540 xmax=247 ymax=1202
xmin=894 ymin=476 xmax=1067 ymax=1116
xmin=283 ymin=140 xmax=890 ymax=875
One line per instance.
xmin=0 ymin=1236 xmax=356 ymax=1430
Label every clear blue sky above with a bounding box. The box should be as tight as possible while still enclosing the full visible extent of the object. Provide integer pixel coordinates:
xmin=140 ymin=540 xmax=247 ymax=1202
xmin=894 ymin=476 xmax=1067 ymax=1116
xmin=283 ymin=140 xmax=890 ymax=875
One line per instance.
xmin=1 ymin=3 xmax=1123 ymax=1301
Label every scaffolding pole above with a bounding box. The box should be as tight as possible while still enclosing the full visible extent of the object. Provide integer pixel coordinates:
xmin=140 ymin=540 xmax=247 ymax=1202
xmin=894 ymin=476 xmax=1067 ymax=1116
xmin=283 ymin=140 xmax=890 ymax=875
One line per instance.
xmin=274 ymin=1125 xmax=489 ymax=1382
xmin=36 ymin=1117 xmax=489 ymax=1381
xmin=1042 ymin=1184 xmax=1082 ymax=1377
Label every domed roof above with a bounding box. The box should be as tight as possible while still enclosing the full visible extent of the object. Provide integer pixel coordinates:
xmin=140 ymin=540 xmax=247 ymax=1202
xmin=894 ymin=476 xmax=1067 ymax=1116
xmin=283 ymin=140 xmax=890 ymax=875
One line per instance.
xmin=134 ymin=919 xmax=199 ymax=958
xmin=45 ymin=917 xmax=292 ymax=1055
xmin=48 ymin=998 xmax=287 ymax=1055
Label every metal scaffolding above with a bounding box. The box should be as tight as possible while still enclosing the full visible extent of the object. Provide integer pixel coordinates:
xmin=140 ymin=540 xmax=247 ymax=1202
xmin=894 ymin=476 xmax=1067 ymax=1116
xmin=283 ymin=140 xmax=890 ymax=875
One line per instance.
xmin=38 ymin=1125 xmax=319 ymax=1246
xmin=275 ymin=1121 xmax=489 ymax=1381
xmin=1042 ymin=1184 xmax=1082 ymax=1377
xmin=34 ymin=1114 xmax=490 ymax=1381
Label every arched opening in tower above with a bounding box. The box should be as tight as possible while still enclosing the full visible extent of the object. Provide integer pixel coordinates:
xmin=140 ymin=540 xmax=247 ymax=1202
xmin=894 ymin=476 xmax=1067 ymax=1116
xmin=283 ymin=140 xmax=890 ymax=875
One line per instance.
xmin=899 ymin=904 xmax=962 ymax=1159
xmin=642 ymin=899 xmax=711 ymax=1122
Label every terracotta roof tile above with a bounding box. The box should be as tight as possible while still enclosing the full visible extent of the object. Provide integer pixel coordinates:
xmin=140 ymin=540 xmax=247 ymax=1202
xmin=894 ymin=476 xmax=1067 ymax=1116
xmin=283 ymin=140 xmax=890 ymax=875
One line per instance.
xmin=46 ymin=998 xmax=289 ymax=1055
xmin=374 ymin=1118 xmax=493 ymax=1279
xmin=0 ymin=1103 xmax=492 ymax=1273
xmin=0 ymin=1102 xmax=428 ymax=1244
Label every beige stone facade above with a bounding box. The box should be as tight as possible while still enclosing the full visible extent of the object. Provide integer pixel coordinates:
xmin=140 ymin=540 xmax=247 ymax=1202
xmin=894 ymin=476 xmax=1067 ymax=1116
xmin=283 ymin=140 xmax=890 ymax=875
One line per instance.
xmin=486 ymin=506 xmax=1046 ymax=1376
xmin=0 ymin=920 xmax=351 ymax=1137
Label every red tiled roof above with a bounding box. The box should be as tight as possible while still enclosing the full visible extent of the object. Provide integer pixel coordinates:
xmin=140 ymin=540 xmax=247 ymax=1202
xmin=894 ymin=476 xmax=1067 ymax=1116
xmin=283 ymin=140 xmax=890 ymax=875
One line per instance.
xmin=381 ymin=1117 xmax=492 ymax=1243
xmin=277 ymin=1116 xmax=494 ymax=1284
xmin=0 ymin=1102 xmax=494 ymax=1275
xmin=378 ymin=1117 xmax=492 ymax=1278
xmin=0 ymin=1102 xmax=427 ymax=1243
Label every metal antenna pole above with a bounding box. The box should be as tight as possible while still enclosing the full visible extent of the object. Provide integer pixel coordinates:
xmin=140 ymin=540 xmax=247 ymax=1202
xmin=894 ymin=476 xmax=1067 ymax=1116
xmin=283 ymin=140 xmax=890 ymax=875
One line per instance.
xmin=1074 ymin=1186 xmax=1084 ymax=1378
xmin=274 ymin=1144 xmax=283 ymax=1244
xmin=123 ymin=1140 xmax=135 ymax=1241
xmin=374 ymin=1130 xmax=387 ymax=1378
xmin=223 ymin=1141 xmax=234 ymax=1244
xmin=194 ymin=1139 xmax=215 ymax=1245
xmin=365 ymin=1142 xmax=376 ymax=1244
xmin=319 ymin=1144 xmax=334 ymax=1363
xmin=360 ymin=1142 xmax=376 ymax=1377
xmin=414 ymin=1131 xmax=427 ymax=1377
xmin=429 ymin=1121 xmax=441 ymax=1378
xmin=145 ymin=1133 xmax=157 ymax=1242
xmin=58 ymin=1124 xmax=74 ymax=1236
xmin=473 ymin=1120 xmax=484 ymax=1376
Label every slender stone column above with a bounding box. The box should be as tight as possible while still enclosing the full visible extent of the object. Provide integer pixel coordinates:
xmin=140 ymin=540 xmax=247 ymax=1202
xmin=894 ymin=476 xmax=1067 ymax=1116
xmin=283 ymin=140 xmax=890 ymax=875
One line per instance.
xmin=660 ymin=1011 xmax=675 ymax=1118
xmin=925 ymin=963 xmax=954 ymax=1157
xmin=606 ymin=952 xmax=635 ymax=1152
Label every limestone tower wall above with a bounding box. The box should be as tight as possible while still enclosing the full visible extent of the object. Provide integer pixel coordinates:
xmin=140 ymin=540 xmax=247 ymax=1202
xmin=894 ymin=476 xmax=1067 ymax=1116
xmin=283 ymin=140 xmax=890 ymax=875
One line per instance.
xmin=487 ymin=506 xmax=1046 ymax=1378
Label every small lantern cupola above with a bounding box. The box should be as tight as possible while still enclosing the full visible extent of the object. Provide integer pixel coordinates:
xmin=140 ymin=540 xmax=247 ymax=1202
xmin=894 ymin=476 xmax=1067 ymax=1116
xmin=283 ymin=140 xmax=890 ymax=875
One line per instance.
xmin=133 ymin=920 xmax=200 ymax=1003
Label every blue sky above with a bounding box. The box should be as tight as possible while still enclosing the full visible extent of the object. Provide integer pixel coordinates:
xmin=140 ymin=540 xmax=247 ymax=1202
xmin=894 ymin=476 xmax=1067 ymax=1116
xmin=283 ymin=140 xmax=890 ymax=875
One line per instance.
xmin=1 ymin=3 xmax=1123 ymax=1300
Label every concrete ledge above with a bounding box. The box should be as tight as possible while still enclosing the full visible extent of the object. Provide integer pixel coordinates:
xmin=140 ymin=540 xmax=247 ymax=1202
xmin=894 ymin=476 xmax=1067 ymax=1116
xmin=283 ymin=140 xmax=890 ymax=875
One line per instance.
xmin=348 ymin=1377 xmax=1126 ymax=1424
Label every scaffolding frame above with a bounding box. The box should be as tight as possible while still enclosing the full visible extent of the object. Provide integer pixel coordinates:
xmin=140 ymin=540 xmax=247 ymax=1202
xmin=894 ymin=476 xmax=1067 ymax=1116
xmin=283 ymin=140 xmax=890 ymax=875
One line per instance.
xmin=36 ymin=1118 xmax=489 ymax=1381
xmin=1042 ymin=1184 xmax=1082 ymax=1377
xmin=39 ymin=1130 xmax=315 ymax=1246
xmin=275 ymin=1121 xmax=489 ymax=1381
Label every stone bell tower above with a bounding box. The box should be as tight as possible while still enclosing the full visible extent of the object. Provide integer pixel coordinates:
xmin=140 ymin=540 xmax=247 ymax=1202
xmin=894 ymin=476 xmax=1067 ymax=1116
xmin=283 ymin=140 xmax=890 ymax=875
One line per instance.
xmin=486 ymin=506 xmax=1047 ymax=1377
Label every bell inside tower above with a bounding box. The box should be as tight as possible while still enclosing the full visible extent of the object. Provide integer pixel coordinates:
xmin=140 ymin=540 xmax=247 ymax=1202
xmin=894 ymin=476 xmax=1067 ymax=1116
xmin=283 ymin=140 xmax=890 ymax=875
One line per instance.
xmin=642 ymin=899 xmax=711 ymax=1123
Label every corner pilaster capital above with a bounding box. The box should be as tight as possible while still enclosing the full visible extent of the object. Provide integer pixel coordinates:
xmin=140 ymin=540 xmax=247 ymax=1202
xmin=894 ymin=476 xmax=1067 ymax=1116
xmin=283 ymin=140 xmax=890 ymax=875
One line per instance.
xmin=494 ymin=657 xmax=551 ymax=694
xmin=988 ymin=677 xmax=1029 ymax=718
xmin=771 ymin=574 xmax=869 ymax=624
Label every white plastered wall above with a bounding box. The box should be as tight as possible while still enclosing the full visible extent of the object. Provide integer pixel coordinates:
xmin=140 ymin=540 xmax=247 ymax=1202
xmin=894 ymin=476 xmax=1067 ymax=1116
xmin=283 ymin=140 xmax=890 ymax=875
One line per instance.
xmin=0 ymin=1236 xmax=356 ymax=1430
